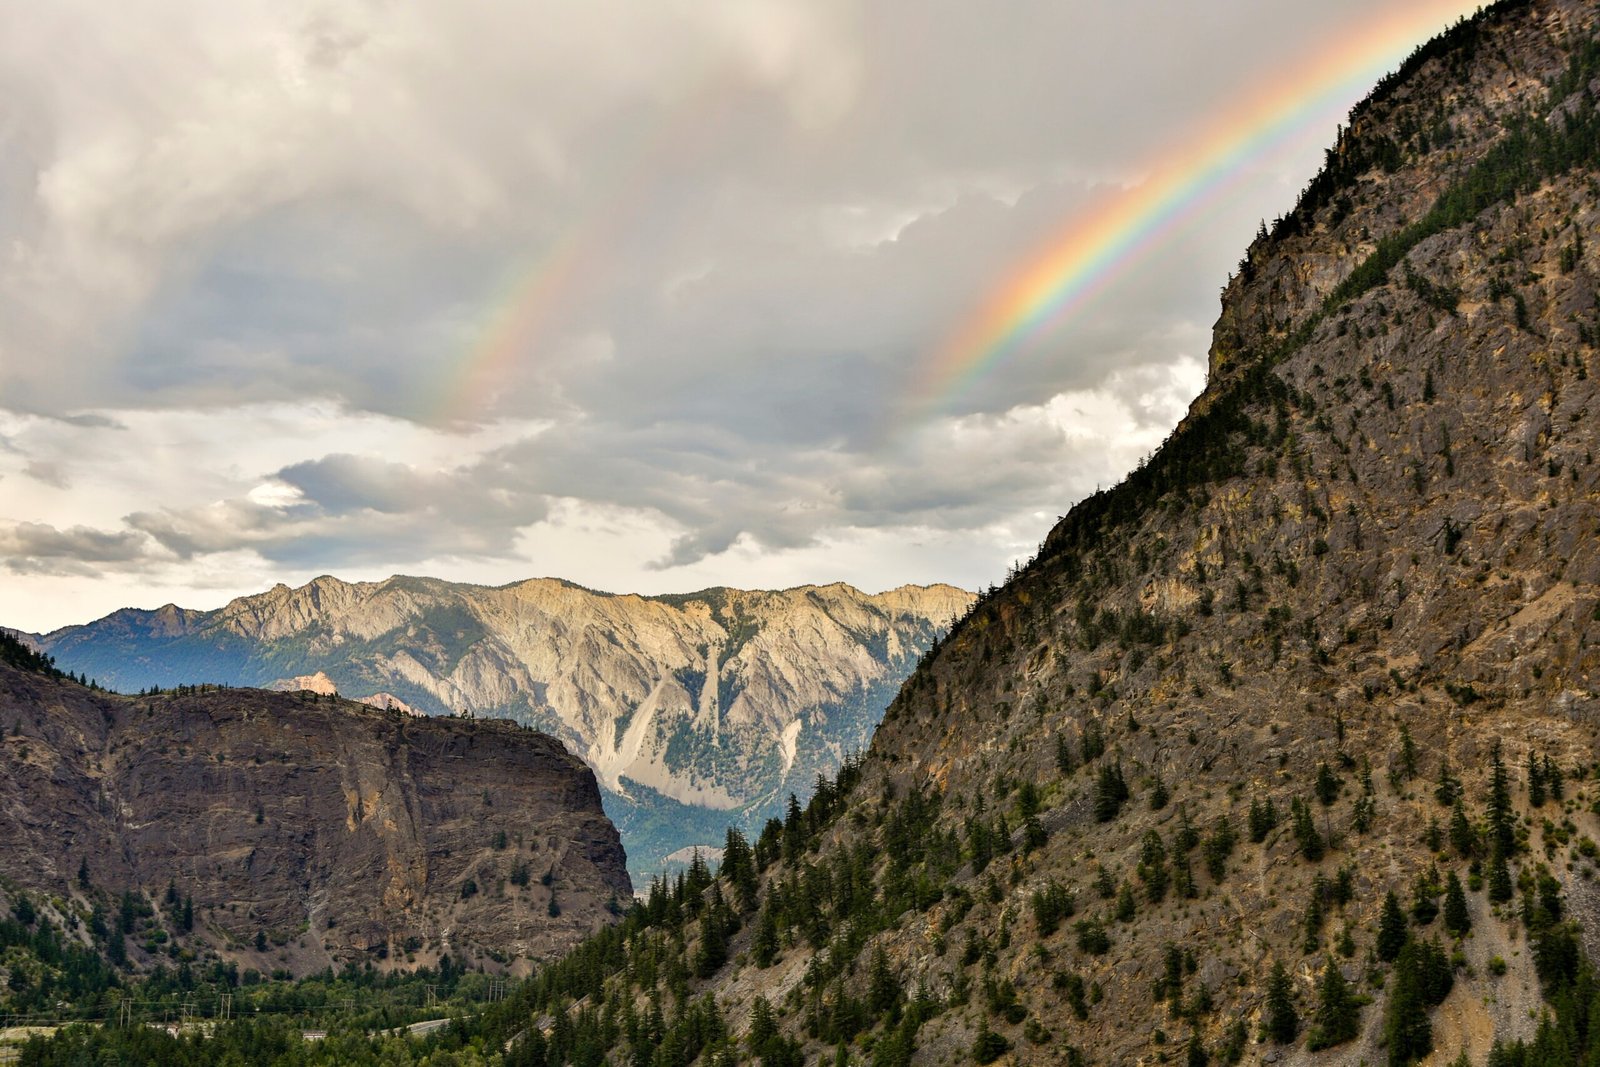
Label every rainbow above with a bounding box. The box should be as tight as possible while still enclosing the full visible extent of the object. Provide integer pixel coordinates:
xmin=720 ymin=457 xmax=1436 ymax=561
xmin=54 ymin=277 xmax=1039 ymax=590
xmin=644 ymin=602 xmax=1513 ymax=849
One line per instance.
xmin=435 ymin=81 xmax=721 ymax=425
xmin=906 ymin=1 xmax=1486 ymax=422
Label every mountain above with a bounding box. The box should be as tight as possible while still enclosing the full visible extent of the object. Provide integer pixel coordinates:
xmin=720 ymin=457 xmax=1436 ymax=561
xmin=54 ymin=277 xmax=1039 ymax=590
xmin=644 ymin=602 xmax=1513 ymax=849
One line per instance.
xmin=32 ymin=578 xmax=972 ymax=881
xmin=430 ymin=3 xmax=1600 ymax=1064
xmin=0 ymin=639 xmax=630 ymax=979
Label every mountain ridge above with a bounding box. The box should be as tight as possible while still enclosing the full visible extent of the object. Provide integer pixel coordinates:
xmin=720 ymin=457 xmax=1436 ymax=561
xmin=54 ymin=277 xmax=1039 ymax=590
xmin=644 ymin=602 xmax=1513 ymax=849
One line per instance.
xmin=31 ymin=574 xmax=973 ymax=880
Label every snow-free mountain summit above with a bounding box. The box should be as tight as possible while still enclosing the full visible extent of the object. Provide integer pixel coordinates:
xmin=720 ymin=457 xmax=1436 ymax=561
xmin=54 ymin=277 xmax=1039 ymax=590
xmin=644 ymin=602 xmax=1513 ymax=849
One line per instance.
xmin=33 ymin=576 xmax=972 ymax=879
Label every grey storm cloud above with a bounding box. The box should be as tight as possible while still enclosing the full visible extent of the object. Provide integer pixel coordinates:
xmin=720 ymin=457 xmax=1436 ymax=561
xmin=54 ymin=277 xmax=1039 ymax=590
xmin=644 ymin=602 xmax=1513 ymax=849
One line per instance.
xmin=0 ymin=0 xmax=1483 ymax=628
xmin=126 ymin=452 xmax=550 ymax=567
xmin=0 ymin=522 xmax=153 ymax=574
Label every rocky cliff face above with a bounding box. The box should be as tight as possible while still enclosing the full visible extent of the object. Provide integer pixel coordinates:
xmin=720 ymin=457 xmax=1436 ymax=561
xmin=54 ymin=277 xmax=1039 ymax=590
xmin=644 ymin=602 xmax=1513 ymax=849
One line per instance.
xmin=462 ymin=5 xmax=1600 ymax=1064
xmin=33 ymin=579 xmax=971 ymax=879
xmin=0 ymin=656 xmax=629 ymax=977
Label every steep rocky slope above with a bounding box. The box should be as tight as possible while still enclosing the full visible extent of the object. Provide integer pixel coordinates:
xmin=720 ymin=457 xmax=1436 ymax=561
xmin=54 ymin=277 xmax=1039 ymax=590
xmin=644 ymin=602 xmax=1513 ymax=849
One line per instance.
xmin=33 ymin=579 xmax=970 ymax=880
xmin=459 ymin=4 xmax=1600 ymax=1064
xmin=0 ymin=647 xmax=629 ymax=978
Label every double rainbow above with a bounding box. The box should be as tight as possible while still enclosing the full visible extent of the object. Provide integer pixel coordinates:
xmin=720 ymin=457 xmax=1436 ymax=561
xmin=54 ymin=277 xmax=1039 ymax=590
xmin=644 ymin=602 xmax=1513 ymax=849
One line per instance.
xmin=906 ymin=1 xmax=1485 ymax=421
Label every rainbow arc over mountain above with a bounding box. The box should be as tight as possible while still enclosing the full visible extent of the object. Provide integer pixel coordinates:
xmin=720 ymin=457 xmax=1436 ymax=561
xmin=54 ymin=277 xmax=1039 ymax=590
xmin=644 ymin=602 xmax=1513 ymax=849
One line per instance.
xmin=904 ymin=1 xmax=1484 ymax=422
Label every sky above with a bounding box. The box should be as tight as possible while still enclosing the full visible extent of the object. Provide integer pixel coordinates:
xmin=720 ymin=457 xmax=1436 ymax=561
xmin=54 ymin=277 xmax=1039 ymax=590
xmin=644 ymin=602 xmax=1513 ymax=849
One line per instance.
xmin=0 ymin=0 xmax=1484 ymax=633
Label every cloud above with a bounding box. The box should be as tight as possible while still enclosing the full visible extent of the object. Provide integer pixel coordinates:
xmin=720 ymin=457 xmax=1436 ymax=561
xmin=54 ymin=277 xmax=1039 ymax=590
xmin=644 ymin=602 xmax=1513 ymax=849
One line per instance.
xmin=0 ymin=1 xmax=1481 ymax=629
xmin=0 ymin=521 xmax=155 ymax=575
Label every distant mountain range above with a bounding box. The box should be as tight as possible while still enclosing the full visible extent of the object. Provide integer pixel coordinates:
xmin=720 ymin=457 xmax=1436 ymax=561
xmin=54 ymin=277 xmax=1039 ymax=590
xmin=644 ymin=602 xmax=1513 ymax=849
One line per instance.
xmin=28 ymin=576 xmax=972 ymax=880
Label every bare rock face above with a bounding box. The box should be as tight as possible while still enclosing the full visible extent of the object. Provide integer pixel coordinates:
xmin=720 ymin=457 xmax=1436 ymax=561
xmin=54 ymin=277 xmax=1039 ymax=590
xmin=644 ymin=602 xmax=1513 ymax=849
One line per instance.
xmin=34 ymin=580 xmax=972 ymax=878
xmin=0 ymin=660 xmax=629 ymax=976
xmin=834 ymin=4 xmax=1600 ymax=1061
xmin=539 ymin=4 xmax=1600 ymax=1064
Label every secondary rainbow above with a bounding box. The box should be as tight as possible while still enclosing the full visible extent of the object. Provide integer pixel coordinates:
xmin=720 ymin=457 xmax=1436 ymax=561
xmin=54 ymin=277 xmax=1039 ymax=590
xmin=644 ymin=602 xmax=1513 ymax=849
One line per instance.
xmin=906 ymin=1 xmax=1486 ymax=422
xmin=435 ymin=79 xmax=722 ymax=426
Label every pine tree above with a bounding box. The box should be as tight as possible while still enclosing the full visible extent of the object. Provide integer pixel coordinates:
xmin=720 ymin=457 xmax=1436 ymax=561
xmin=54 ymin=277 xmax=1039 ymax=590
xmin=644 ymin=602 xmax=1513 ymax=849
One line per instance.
xmin=1434 ymin=761 xmax=1460 ymax=807
xmin=1139 ymin=829 xmax=1170 ymax=903
xmin=1352 ymin=793 xmax=1376 ymax=834
xmin=747 ymin=997 xmax=778 ymax=1058
xmin=1248 ymin=796 xmax=1278 ymax=843
xmin=1443 ymin=871 xmax=1471 ymax=937
xmin=1487 ymin=742 xmax=1514 ymax=859
xmin=1264 ymin=961 xmax=1298 ymax=1043
xmin=1303 ymin=883 xmax=1327 ymax=953
xmin=722 ymin=827 xmax=757 ymax=909
xmin=1385 ymin=942 xmax=1433 ymax=1066
xmin=1291 ymin=797 xmax=1325 ymax=862
xmin=867 ymin=946 xmax=902 ymax=1021
xmin=1398 ymin=724 xmax=1418 ymax=779
xmin=751 ymin=903 xmax=780 ymax=968
xmin=1116 ymin=881 xmax=1138 ymax=922
xmin=1307 ymin=959 xmax=1361 ymax=1051
xmin=1094 ymin=761 xmax=1130 ymax=822
xmin=1055 ymin=734 xmax=1077 ymax=775
xmin=1487 ymin=850 xmax=1514 ymax=904
xmin=1448 ymin=800 xmax=1477 ymax=858
xmin=1315 ymin=762 xmax=1340 ymax=806
xmin=1544 ymin=754 xmax=1565 ymax=801
xmin=1377 ymin=890 xmax=1409 ymax=962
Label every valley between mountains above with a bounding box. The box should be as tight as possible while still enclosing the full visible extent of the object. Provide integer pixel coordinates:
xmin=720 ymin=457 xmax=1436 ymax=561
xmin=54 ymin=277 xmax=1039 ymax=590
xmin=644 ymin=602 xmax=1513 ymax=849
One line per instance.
xmin=24 ymin=578 xmax=972 ymax=881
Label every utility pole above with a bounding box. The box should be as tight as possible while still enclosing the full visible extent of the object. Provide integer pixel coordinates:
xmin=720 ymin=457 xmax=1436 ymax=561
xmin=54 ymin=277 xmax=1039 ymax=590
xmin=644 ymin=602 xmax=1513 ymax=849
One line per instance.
xmin=118 ymin=996 xmax=132 ymax=1029
xmin=217 ymin=993 xmax=232 ymax=1021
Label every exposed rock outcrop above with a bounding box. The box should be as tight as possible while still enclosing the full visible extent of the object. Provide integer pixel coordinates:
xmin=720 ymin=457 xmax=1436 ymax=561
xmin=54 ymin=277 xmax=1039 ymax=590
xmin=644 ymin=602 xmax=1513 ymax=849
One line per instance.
xmin=0 ymin=658 xmax=629 ymax=976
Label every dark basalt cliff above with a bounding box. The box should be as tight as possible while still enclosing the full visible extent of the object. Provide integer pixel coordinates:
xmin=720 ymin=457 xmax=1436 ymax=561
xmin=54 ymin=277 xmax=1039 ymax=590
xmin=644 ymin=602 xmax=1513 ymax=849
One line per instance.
xmin=0 ymin=658 xmax=630 ymax=976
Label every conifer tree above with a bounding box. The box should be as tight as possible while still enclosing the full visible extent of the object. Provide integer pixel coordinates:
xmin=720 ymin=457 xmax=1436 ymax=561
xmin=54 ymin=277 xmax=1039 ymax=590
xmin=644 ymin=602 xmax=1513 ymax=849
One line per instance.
xmin=1115 ymin=881 xmax=1138 ymax=922
xmin=1384 ymin=942 xmax=1433 ymax=1066
xmin=1315 ymin=761 xmax=1340 ymax=806
xmin=1139 ymin=829 xmax=1170 ymax=903
xmin=1094 ymin=761 xmax=1130 ymax=822
xmin=1544 ymin=754 xmax=1564 ymax=801
xmin=1434 ymin=761 xmax=1460 ymax=807
xmin=1377 ymin=890 xmax=1409 ymax=962
xmin=1290 ymin=797 xmax=1325 ymax=861
xmin=1448 ymin=800 xmax=1477 ymax=858
xmin=751 ymin=903 xmax=780 ymax=968
xmin=1443 ymin=871 xmax=1471 ymax=937
xmin=1487 ymin=742 xmax=1514 ymax=858
xmin=1307 ymin=958 xmax=1361 ymax=1051
xmin=1264 ymin=961 xmax=1298 ymax=1043
xmin=1056 ymin=734 xmax=1078 ymax=775
xmin=1248 ymin=796 xmax=1278 ymax=843
xmin=867 ymin=945 xmax=902 ymax=1022
xmin=1398 ymin=724 xmax=1418 ymax=779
